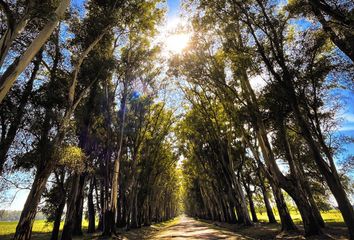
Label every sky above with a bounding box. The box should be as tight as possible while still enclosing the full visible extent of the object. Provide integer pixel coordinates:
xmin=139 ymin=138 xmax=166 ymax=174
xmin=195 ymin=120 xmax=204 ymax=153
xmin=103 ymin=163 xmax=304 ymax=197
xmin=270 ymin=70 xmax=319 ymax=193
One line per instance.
xmin=338 ymin=92 xmax=354 ymax=134
xmin=166 ymin=0 xmax=180 ymax=18
xmin=2 ymin=0 xmax=354 ymax=211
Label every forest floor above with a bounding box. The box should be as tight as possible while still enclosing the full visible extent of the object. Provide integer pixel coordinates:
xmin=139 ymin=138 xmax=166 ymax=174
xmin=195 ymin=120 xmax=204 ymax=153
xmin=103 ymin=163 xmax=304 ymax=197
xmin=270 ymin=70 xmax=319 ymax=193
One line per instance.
xmin=0 ymin=214 xmax=349 ymax=240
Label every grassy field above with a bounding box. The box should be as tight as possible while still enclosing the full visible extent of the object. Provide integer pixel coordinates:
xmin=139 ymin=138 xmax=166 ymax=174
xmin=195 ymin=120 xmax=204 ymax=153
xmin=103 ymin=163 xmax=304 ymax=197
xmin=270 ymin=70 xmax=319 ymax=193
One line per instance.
xmin=0 ymin=220 xmax=57 ymax=236
xmin=0 ymin=210 xmax=346 ymax=239
xmin=256 ymin=209 xmax=344 ymax=224
xmin=0 ymin=220 xmax=89 ymax=240
xmin=0 ymin=218 xmax=179 ymax=240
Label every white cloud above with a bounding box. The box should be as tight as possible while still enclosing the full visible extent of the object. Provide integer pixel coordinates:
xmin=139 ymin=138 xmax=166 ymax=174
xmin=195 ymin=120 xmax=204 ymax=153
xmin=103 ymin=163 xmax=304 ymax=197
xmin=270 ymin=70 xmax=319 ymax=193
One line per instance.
xmin=338 ymin=125 xmax=354 ymax=132
xmin=337 ymin=113 xmax=354 ymax=132
xmin=342 ymin=113 xmax=354 ymax=123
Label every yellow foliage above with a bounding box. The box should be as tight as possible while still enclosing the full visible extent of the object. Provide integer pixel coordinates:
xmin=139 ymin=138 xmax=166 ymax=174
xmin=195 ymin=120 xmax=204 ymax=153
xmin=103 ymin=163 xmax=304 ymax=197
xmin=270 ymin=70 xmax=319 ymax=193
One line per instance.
xmin=58 ymin=146 xmax=86 ymax=172
xmin=287 ymin=25 xmax=295 ymax=43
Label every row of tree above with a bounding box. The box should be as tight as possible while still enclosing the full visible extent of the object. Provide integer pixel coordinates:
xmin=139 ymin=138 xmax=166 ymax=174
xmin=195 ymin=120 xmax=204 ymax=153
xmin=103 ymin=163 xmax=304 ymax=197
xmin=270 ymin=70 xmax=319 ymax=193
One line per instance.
xmin=173 ymin=0 xmax=354 ymax=238
xmin=0 ymin=1 xmax=180 ymax=240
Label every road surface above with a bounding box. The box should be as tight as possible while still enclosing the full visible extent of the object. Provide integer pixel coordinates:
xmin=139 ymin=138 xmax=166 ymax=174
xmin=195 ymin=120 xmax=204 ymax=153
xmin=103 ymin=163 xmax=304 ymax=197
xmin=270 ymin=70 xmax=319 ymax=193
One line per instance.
xmin=149 ymin=216 xmax=250 ymax=239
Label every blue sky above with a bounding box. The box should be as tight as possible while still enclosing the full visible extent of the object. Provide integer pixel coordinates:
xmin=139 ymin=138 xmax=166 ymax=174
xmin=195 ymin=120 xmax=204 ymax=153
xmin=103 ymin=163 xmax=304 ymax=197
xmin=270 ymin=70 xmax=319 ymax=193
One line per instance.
xmin=166 ymin=0 xmax=180 ymax=18
xmin=335 ymin=89 xmax=354 ymax=174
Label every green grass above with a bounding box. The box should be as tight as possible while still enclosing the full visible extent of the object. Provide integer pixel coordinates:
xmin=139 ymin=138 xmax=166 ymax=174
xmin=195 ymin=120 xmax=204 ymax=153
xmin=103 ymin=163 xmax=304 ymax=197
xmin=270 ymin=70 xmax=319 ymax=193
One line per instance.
xmin=255 ymin=209 xmax=344 ymax=224
xmin=0 ymin=219 xmax=90 ymax=239
xmin=0 ymin=220 xmax=54 ymax=236
xmin=0 ymin=217 xmax=177 ymax=240
xmin=319 ymin=210 xmax=344 ymax=223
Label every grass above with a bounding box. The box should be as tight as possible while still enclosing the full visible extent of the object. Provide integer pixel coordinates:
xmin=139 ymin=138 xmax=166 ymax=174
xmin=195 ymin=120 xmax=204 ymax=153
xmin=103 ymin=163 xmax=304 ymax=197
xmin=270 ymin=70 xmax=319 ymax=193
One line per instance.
xmin=256 ymin=209 xmax=344 ymax=224
xmin=0 ymin=219 xmax=90 ymax=240
xmin=0 ymin=218 xmax=178 ymax=240
xmin=0 ymin=220 xmax=54 ymax=236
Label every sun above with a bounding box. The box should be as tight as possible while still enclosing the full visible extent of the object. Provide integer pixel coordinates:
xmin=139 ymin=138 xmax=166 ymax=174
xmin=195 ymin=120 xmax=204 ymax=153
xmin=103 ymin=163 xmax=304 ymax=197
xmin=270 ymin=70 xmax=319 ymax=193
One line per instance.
xmin=165 ymin=33 xmax=190 ymax=54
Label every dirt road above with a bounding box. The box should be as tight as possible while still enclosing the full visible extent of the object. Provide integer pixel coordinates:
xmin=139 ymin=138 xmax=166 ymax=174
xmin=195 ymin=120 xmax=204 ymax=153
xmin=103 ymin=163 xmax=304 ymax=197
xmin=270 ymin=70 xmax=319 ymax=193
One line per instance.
xmin=149 ymin=216 xmax=250 ymax=239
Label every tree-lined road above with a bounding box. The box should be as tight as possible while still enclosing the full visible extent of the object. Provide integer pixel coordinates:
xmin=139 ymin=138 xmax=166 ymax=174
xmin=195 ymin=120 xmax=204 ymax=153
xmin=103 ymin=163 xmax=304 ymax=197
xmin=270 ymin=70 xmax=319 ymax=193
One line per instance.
xmin=1 ymin=0 xmax=353 ymax=239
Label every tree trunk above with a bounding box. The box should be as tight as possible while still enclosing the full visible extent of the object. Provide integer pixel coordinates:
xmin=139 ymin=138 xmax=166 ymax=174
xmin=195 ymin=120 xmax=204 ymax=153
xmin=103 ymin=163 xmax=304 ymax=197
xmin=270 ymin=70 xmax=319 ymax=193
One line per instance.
xmin=116 ymin=187 xmax=123 ymax=227
xmin=61 ymin=173 xmax=81 ymax=240
xmin=228 ymin=203 xmax=237 ymax=223
xmin=271 ymin=183 xmax=298 ymax=232
xmin=73 ymin=174 xmax=86 ymax=236
xmin=235 ymin=178 xmax=252 ymax=225
xmin=50 ymin=192 xmax=66 ymax=240
xmin=299 ymin=164 xmax=325 ymax=228
xmin=143 ymin=197 xmax=151 ymax=226
xmin=221 ymin=160 xmax=251 ymax=225
xmin=242 ymin=175 xmax=259 ymax=223
xmin=87 ymin=178 xmax=95 ymax=233
xmin=243 ymin=130 xmax=296 ymax=231
xmin=258 ymin=176 xmax=277 ymax=223
xmin=131 ymin=191 xmax=139 ymax=228
xmin=122 ymin=195 xmax=128 ymax=227
xmin=245 ymin=5 xmax=354 ymax=234
xmin=247 ymin=191 xmax=258 ymax=222
xmin=96 ymin=178 xmax=104 ymax=231
xmin=104 ymin=86 xmax=128 ymax=236
xmin=102 ymin=149 xmax=112 ymax=235
xmin=233 ymin=33 xmax=297 ymax=231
